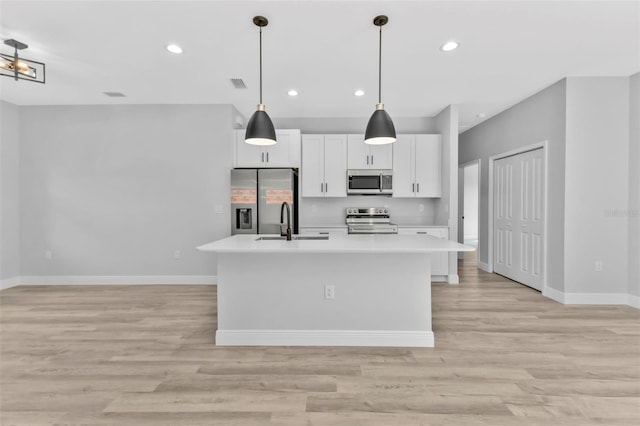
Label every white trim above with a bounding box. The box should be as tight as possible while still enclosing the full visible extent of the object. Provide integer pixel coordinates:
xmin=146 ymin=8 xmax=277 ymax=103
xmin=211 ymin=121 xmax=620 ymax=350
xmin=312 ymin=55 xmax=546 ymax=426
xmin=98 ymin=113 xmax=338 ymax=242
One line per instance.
xmin=458 ymin=159 xmax=482 ymax=260
xmin=488 ymin=141 xmax=549 ymax=291
xmin=628 ymin=294 xmax=640 ymax=309
xmin=0 ymin=276 xmax=21 ymax=290
xmin=431 ymin=276 xmax=448 ymax=282
xmin=477 ymin=261 xmax=493 ymax=273
xmin=216 ymin=329 xmax=435 ymax=347
xmin=447 ymin=274 xmax=460 ymax=284
xmin=563 ymin=292 xmax=631 ymax=305
xmin=542 ymin=285 xmax=565 ymax=304
xmin=18 ymin=275 xmax=216 ymax=285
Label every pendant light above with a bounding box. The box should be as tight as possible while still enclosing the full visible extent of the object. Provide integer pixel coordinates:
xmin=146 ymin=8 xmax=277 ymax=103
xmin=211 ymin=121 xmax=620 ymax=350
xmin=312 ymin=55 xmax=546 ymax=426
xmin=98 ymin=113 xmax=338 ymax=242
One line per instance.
xmin=364 ymin=15 xmax=396 ymax=145
xmin=245 ymin=16 xmax=277 ymax=146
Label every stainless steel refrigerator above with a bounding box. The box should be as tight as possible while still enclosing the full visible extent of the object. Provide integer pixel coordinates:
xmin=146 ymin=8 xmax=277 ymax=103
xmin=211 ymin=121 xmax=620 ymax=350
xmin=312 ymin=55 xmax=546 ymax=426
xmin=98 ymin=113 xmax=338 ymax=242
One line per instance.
xmin=231 ymin=168 xmax=298 ymax=235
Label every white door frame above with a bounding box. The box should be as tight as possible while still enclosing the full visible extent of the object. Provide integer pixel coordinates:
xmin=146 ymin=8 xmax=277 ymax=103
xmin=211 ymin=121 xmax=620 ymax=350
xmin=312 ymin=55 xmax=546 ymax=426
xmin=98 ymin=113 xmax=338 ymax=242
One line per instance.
xmin=458 ymin=159 xmax=481 ymax=261
xmin=488 ymin=141 xmax=549 ymax=291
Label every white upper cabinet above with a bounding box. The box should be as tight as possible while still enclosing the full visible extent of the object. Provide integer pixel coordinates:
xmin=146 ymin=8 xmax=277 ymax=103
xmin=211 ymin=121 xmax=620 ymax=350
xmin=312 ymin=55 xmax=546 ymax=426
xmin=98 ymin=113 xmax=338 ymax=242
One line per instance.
xmin=234 ymin=129 xmax=301 ymax=168
xmin=392 ymin=134 xmax=441 ymax=198
xmin=347 ymin=134 xmax=393 ymax=169
xmin=301 ymin=134 xmax=347 ymax=197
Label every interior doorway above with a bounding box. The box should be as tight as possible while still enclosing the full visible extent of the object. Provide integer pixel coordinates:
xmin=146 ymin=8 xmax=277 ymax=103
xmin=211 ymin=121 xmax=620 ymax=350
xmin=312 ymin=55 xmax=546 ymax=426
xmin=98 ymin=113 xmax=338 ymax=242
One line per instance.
xmin=458 ymin=160 xmax=480 ymax=266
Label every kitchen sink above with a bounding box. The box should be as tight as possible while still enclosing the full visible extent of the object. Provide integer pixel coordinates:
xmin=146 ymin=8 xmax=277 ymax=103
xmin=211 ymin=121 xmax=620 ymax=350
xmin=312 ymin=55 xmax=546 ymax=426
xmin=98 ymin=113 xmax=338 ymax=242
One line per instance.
xmin=255 ymin=235 xmax=329 ymax=241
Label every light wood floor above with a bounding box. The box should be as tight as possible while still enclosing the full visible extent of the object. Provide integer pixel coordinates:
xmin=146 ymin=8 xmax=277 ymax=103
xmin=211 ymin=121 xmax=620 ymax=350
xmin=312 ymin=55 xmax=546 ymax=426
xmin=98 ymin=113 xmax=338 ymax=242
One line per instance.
xmin=1 ymin=255 xmax=639 ymax=425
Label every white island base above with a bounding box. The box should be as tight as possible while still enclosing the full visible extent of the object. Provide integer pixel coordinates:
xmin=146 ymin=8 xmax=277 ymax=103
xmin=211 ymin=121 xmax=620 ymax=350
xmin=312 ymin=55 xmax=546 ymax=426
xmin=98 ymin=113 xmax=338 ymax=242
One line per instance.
xmin=199 ymin=234 xmax=473 ymax=348
xmin=217 ymin=251 xmax=433 ymax=347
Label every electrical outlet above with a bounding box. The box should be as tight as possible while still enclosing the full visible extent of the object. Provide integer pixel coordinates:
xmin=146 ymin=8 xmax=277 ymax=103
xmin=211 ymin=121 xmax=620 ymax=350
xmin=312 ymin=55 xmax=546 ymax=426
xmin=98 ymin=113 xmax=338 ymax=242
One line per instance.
xmin=45 ymin=250 xmax=52 ymax=260
xmin=595 ymin=260 xmax=603 ymax=272
xmin=324 ymin=284 xmax=335 ymax=300
xmin=174 ymin=250 xmax=181 ymax=259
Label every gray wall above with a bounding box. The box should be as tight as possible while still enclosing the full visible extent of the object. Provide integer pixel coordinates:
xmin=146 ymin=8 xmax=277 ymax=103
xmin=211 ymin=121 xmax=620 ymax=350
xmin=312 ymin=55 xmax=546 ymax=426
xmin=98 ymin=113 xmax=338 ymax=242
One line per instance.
xmin=1 ymin=101 xmax=21 ymax=281
xmin=564 ymin=77 xmax=630 ymax=295
xmin=628 ymin=72 xmax=640 ymax=298
xmin=459 ymin=79 xmax=567 ymax=291
xmin=19 ymin=105 xmax=235 ymax=277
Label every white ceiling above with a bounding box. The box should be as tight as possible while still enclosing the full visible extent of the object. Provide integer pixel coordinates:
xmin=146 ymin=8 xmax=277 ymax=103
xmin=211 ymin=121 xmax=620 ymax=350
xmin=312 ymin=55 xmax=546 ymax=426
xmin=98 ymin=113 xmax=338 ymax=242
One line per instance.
xmin=1 ymin=0 xmax=638 ymax=131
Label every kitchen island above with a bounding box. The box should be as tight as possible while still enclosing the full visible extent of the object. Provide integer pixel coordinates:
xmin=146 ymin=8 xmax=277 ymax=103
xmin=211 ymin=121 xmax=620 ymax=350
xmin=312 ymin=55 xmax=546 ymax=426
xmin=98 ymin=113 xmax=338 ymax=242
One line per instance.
xmin=197 ymin=234 xmax=473 ymax=347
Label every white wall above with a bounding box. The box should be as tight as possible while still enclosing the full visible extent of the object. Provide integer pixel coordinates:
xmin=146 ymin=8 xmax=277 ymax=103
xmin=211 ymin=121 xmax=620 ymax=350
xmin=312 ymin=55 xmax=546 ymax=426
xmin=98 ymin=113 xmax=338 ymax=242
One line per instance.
xmin=273 ymin=117 xmax=438 ymax=134
xmin=459 ymin=79 xmax=567 ymax=291
xmin=629 ymin=73 xmax=640 ymax=300
xmin=434 ymin=105 xmax=460 ymax=278
xmin=463 ymin=163 xmax=479 ymax=240
xmin=18 ymin=105 xmax=235 ymax=278
xmin=0 ymin=101 xmax=21 ymax=283
xmin=564 ymin=77 xmax=630 ymax=295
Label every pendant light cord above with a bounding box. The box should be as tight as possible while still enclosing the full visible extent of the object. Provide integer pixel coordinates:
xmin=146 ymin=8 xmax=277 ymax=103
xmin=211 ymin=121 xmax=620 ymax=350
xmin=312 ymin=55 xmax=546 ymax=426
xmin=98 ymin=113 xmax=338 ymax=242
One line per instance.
xmin=378 ymin=25 xmax=382 ymax=104
xmin=259 ymin=26 xmax=263 ymax=105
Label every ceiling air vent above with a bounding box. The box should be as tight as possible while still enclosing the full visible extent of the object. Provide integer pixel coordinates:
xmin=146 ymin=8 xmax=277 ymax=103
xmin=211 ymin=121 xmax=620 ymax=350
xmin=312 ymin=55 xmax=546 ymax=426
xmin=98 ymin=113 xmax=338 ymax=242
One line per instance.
xmin=230 ymin=78 xmax=247 ymax=89
xmin=103 ymin=91 xmax=126 ymax=97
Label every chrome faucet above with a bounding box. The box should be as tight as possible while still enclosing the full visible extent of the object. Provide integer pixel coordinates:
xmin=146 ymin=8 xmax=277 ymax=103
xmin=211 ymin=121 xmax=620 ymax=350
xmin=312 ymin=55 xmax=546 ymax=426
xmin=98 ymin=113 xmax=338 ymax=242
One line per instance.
xmin=280 ymin=201 xmax=292 ymax=241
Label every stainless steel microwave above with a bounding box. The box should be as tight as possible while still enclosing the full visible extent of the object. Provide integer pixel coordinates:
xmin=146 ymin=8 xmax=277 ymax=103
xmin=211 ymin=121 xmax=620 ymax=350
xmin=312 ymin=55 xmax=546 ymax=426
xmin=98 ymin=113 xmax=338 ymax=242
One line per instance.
xmin=347 ymin=169 xmax=393 ymax=195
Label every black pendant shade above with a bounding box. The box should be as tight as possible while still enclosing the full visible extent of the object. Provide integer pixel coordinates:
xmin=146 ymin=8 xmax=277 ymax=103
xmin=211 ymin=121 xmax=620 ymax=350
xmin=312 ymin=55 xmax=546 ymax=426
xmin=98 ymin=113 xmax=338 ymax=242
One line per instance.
xmin=364 ymin=15 xmax=396 ymax=145
xmin=365 ymin=106 xmax=396 ymax=145
xmin=245 ymin=16 xmax=277 ymax=146
xmin=245 ymin=108 xmax=276 ymax=146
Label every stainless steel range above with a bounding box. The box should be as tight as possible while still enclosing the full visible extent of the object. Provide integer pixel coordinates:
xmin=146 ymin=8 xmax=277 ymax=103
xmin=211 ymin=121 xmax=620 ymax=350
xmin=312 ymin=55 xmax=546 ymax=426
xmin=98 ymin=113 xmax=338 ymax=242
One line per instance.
xmin=346 ymin=207 xmax=398 ymax=234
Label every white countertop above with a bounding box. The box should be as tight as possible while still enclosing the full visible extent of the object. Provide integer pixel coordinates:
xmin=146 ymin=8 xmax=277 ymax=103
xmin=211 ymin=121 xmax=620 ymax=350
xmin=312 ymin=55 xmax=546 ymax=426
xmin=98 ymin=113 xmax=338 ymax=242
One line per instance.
xmin=197 ymin=234 xmax=474 ymax=254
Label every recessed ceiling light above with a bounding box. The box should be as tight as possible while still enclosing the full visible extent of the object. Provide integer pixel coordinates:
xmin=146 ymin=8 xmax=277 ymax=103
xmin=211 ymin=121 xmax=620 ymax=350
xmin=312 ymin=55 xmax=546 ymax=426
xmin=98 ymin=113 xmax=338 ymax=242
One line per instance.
xmin=166 ymin=44 xmax=183 ymax=54
xmin=476 ymin=112 xmax=486 ymax=118
xmin=354 ymin=90 xmax=365 ymax=97
xmin=441 ymin=41 xmax=459 ymax=52
xmin=288 ymin=90 xmax=298 ymax=96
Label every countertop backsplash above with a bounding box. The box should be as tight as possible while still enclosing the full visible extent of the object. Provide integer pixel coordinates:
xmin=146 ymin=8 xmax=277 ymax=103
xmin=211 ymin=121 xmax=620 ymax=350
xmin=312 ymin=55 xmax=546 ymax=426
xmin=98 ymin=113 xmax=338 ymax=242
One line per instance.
xmin=298 ymin=196 xmax=440 ymax=228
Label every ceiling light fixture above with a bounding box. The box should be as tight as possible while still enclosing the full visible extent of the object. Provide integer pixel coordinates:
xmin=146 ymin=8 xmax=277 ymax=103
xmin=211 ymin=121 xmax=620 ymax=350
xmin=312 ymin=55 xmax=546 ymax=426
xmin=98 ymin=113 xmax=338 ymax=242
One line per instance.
xmin=354 ymin=89 xmax=365 ymax=97
xmin=245 ymin=16 xmax=277 ymax=146
xmin=288 ymin=89 xmax=298 ymax=96
xmin=364 ymin=15 xmax=396 ymax=145
xmin=0 ymin=39 xmax=45 ymax=84
xmin=441 ymin=41 xmax=459 ymax=52
xmin=166 ymin=44 xmax=183 ymax=54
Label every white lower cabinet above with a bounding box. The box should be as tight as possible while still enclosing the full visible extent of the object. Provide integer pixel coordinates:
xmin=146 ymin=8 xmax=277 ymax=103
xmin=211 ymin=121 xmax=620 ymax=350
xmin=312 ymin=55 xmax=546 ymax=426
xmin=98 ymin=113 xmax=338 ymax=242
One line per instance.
xmin=299 ymin=227 xmax=348 ymax=235
xmin=398 ymin=227 xmax=449 ymax=276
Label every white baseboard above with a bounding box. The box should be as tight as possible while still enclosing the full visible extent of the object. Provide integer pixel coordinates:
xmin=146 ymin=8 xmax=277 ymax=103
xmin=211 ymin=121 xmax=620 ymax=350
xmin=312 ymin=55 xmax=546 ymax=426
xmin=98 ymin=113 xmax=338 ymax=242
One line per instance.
xmin=542 ymin=285 xmax=565 ymax=303
xmin=628 ymin=294 xmax=640 ymax=309
xmin=563 ymin=292 xmax=630 ymax=305
xmin=0 ymin=276 xmax=21 ymax=290
xmin=447 ymin=274 xmax=459 ymax=285
xmin=431 ymin=275 xmax=448 ymax=282
xmin=216 ymin=329 xmax=435 ymax=347
xmin=543 ymin=286 xmax=638 ymax=308
xmin=477 ymin=261 xmax=492 ymax=273
xmin=9 ymin=275 xmax=216 ymax=286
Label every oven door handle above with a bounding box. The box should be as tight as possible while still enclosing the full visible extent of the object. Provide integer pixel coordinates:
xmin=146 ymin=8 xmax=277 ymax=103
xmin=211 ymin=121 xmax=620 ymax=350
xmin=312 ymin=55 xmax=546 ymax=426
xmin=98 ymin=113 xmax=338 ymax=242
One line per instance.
xmin=379 ymin=172 xmax=383 ymax=192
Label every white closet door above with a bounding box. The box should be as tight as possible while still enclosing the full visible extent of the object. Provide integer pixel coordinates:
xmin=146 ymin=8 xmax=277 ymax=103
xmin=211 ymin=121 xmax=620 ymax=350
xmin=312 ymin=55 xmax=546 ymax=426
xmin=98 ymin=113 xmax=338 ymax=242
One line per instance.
xmin=517 ymin=148 xmax=544 ymax=290
xmin=493 ymin=148 xmax=544 ymax=291
xmin=494 ymin=156 xmax=516 ymax=279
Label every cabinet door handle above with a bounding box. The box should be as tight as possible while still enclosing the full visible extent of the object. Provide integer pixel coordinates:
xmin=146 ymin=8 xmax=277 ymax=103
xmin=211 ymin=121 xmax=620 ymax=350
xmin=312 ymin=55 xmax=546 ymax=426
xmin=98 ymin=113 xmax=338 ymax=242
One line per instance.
xmin=321 ymin=183 xmax=324 ymax=192
xmin=417 ymin=183 xmax=420 ymax=193
xmin=371 ymin=155 xmax=374 ymax=165
xmin=266 ymin=152 xmax=269 ymax=163
xmin=412 ymin=183 xmax=415 ymax=192
xmin=366 ymin=155 xmax=369 ymax=165
xmin=325 ymin=183 xmax=328 ymax=192
xmin=417 ymin=232 xmax=428 ymax=235
xmin=261 ymin=152 xmax=265 ymax=163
